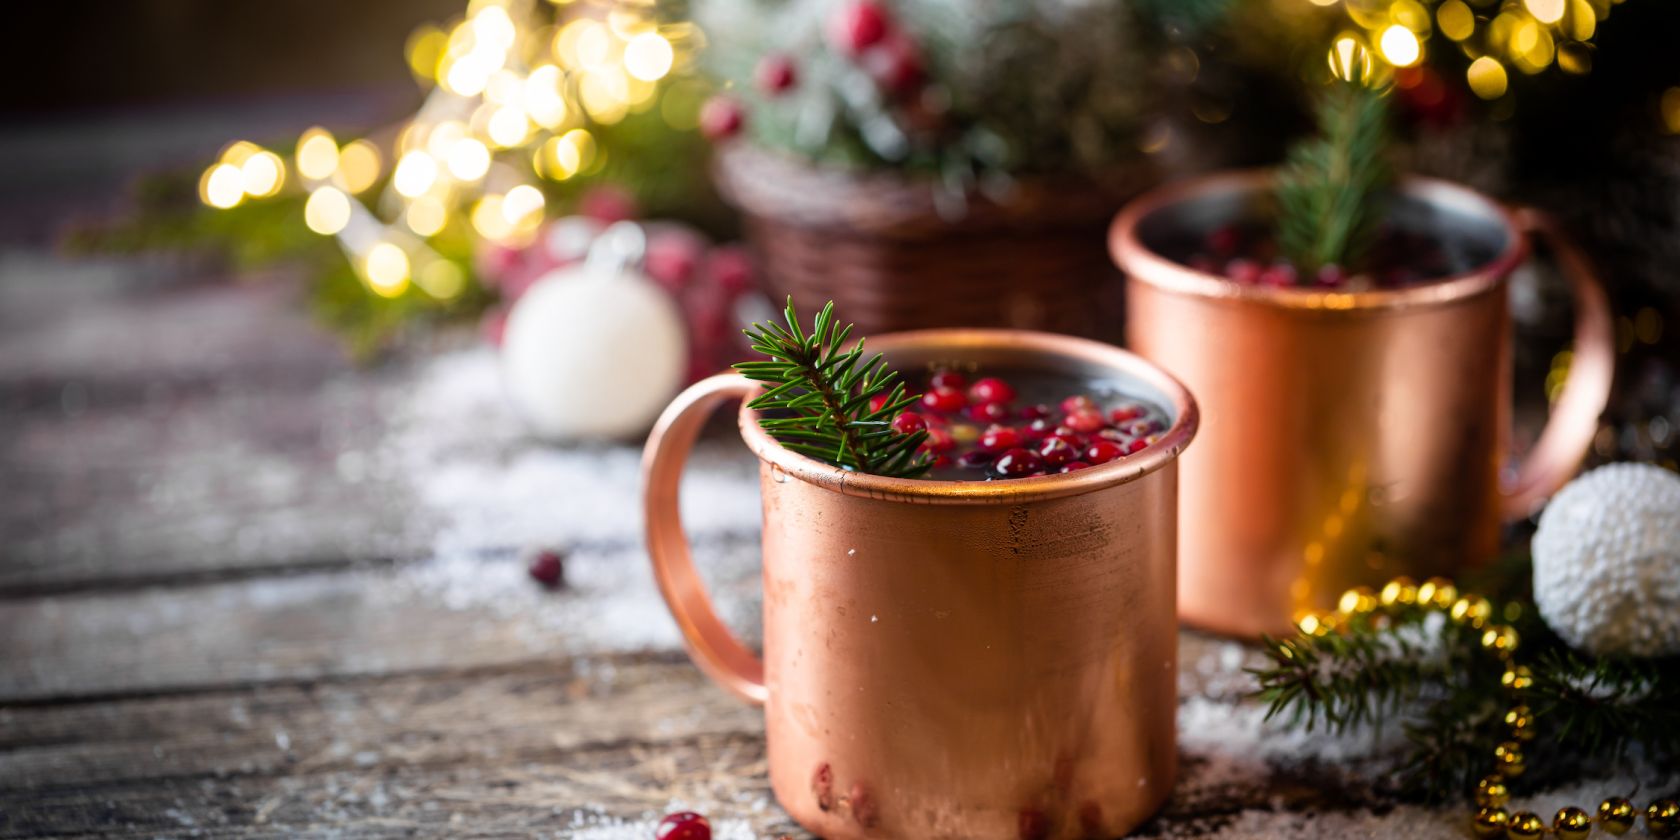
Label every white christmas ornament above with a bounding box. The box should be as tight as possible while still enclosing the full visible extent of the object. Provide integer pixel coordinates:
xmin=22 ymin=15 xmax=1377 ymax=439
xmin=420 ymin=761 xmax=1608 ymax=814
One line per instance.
xmin=1531 ymin=463 xmax=1680 ymax=657
xmin=501 ymin=223 xmax=687 ymax=440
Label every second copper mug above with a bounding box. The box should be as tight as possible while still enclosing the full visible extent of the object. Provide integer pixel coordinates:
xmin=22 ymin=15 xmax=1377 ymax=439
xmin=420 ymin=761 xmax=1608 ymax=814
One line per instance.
xmin=642 ymin=330 xmax=1198 ymax=839
xmin=1112 ymin=172 xmax=1614 ymax=637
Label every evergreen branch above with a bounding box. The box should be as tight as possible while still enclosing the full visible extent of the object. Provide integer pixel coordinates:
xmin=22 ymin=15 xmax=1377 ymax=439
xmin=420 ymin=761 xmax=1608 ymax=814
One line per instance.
xmin=1275 ymin=71 xmax=1393 ymax=276
xmin=735 ymin=299 xmax=931 ymax=479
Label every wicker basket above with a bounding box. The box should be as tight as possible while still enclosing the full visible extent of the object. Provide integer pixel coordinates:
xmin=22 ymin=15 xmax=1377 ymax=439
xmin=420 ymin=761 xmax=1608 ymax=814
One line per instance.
xmin=713 ymin=145 xmax=1153 ymax=339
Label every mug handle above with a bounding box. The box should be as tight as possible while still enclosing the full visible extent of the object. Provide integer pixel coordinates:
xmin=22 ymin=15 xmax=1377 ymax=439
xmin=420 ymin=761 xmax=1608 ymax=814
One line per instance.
xmin=1499 ymin=208 xmax=1615 ymax=521
xmin=641 ymin=373 xmax=768 ymax=705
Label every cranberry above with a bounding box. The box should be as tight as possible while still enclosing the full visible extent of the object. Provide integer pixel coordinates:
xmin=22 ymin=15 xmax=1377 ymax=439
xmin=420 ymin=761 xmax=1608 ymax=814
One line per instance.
xmin=1209 ymin=224 xmax=1242 ymax=256
xmin=1109 ymin=403 xmax=1145 ymax=424
xmin=922 ymin=427 xmax=955 ymax=453
xmin=703 ymin=245 xmax=754 ymax=295
xmin=969 ymin=377 xmax=1016 ymax=405
xmin=1037 ymin=436 xmax=1077 ymax=468
xmin=1018 ymin=808 xmax=1050 ymax=840
xmin=656 ymin=811 xmax=711 ymax=840
xmin=1316 ymin=263 xmax=1346 ymax=286
xmin=891 ymin=411 xmax=926 ymax=434
xmin=864 ymin=35 xmax=923 ymax=94
xmin=527 ymin=549 xmax=565 ymax=589
xmin=930 ymin=368 xmax=967 ymax=390
xmin=1064 ymin=410 xmax=1105 ymax=434
xmin=755 ymin=54 xmax=798 ymax=95
xmin=979 ymin=424 xmax=1021 ymax=452
xmin=829 ymin=0 xmax=888 ymax=55
xmin=812 ymin=763 xmax=835 ymax=811
xmin=957 ymin=450 xmax=994 ymax=470
xmin=1025 ymin=418 xmax=1057 ymax=440
xmin=1060 ymin=394 xmax=1095 ymax=414
xmin=1120 ymin=418 xmax=1162 ymax=437
xmin=1060 ymin=461 xmax=1090 ymax=473
xmin=1084 ymin=441 xmax=1124 ymax=464
xmin=1260 ymin=262 xmax=1298 ymax=287
xmin=1125 ymin=438 xmax=1149 ymax=455
xmin=869 ymin=393 xmax=892 ymax=414
xmin=967 ymin=401 xmax=1010 ymax=423
xmin=1226 ymin=258 xmax=1262 ymax=285
xmin=698 ymin=96 xmax=744 ymax=140
xmin=920 ymin=386 xmax=966 ymax=413
xmin=1020 ymin=403 xmax=1053 ymax=420
xmin=930 ymin=454 xmax=951 ymax=468
xmin=991 ymin=448 xmax=1045 ymax=479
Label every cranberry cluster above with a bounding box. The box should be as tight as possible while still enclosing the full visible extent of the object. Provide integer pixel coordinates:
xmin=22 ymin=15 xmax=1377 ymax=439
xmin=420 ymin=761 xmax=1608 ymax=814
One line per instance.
xmin=1184 ymin=223 xmax=1453 ymax=289
xmin=882 ymin=369 xmax=1168 ymax=481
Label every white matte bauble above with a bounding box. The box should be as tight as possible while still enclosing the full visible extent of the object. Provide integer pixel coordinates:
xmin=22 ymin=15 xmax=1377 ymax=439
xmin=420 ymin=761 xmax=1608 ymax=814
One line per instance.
xmin=1532 ymin=463 xmax=1680 ymax=657
xmin=501 ymin=264 xmax=686 ymax=440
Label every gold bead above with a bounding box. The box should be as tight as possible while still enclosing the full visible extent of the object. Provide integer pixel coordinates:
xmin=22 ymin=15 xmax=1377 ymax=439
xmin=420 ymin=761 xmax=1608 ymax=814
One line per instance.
xmin=1553 ymin=806 xmax=1591 ymax=840
xmin=1597 ymin=797 xmax=1636 ymax=835
xmin=1452 ymin=595 xmax=1493 ymax=627
xmin=1338 ymin=585 xmax=1377 ymax=614
xmin=1501 ymin=665 xmax=1534 ymax=692
xmin=1505 ymin=810 xmax=1544 ymax=840
xmin=1380 ymin=576 xmax=1418 ymax=606
xmin=1494 ymin=740 xmax=1525 ymax=777
xmin=1503 ymin=705 xmax=1535 ymax=741
xmin=1481 ymin=624 xmax=1520 ymax=656
xmin=1418 ymin=576 xmax=1457 ymax=608
xmin=1648 ymin=799 xmax=1680 ymax=839
xmin=1294 ymin=610 xmax=1325 ymax=636
xmin=1475 ymin=775 xmax=1510 ymax=807
xmin=1473 ymin=807 xmax=1511 ymax=839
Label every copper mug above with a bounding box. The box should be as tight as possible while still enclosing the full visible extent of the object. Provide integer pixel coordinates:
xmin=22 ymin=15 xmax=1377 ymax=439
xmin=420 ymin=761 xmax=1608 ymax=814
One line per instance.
xmin=1111 ymin=171 xmax=1614 ymax=637
xmin=642 ymin=330 xmax=1198 ymax=839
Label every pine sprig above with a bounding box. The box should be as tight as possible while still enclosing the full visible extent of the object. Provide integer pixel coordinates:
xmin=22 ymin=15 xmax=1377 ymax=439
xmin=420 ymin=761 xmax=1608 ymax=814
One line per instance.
xmin=735 ymin=299 xmax=931 ymax=479
xmin=1274 ymin=72 xmax=1394 ymax=276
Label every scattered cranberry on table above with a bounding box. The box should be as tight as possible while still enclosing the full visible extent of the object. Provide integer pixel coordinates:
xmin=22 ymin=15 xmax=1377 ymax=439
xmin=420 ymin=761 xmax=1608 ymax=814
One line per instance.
xmin=655 ymin=811 xmax=710 ymax=840
xmin=526 ymin=549 xmax=565 ymax=589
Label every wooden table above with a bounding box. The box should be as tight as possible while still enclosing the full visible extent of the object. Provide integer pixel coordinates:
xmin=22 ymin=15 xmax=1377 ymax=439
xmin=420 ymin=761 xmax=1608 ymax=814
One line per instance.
xmin=0 ymin=258 xmax=1539 ymax=839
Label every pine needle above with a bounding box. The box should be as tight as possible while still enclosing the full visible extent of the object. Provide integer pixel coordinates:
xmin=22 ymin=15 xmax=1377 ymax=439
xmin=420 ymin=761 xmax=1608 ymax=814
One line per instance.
xmin=1275 ymin=70 xmax=1394 ymax=276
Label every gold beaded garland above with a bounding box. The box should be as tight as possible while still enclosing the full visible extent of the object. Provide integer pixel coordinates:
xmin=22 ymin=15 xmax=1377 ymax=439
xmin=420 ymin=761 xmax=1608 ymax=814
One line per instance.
xmin=1452 ymin=594 xmax=1493 ymax=627
xmin=1473 ymin=806 xmax=1511 ymax=838
xmin=1505 ymin=810 xmax=1544 ymax=840
xmin=1476 ymin=775 xmax=1510 ymax=808
xmin=1493 ymin=741 xmax=1526 ymax=777
xmin=1649 ymin=799 xmax=1680 ymax=839
xmin=1379 ymin=576 xmax=1417 ymax=606
xmin=1501 ymin=665 xmax=1534 ymax=691
xmin=1553 ymin=806 xmax=1592 ymax=840
xmin=1481 ymin=624 xmax=1520 ymax=654
xmin=1503 ymin=705 xmax=1535 ymax=741
xmin=1418 ymin=576 xmax=1457 ymax=608
xmin=1338 ymin=585 xmax=1378 ymax=614
xmin=1597 ymin=798 xmax=1636 ymax=835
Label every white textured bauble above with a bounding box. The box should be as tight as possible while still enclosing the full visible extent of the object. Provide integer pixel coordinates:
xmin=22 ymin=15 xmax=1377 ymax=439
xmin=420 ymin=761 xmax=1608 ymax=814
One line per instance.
xmin=500 ymin=264 xmax=686 ymax=440
xmin=1532 ymin=463 xmax=1680 ymax=657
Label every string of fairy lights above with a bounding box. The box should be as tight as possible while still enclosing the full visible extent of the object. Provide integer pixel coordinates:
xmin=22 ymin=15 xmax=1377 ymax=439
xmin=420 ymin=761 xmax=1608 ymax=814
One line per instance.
xmin=197 ymin=0 xmax=701 ymax=302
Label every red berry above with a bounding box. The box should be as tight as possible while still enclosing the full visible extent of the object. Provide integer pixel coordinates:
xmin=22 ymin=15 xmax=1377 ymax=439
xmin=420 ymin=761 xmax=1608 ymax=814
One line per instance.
xmin=957 ymin=450 xmax=994 ymax=470
xmin=990 ymin=448 xmax=1045 ymax=479
xmin=1084 ymin=441 xmax=1124 ymax=464
xmin=1260 ymin=262 xmax=1298 ymax=287
xmin=1316 ymin=263 xmax=1346 ymax=287
xmin=1060 ymin=394 xmax=1095 ymax=414
xmin=967 ymin=401 xmax=1010 ymax=423
xmin=1227 ymin=258 xmax=1262 ymax=285
xmin=930 ymin=453 xmax=951 ymax=468
xmin=891 ymin=411 xmax=926 ymax=434
xmin=527 ymin=549 xmax=565 ymax=589
xmin=1048 ymin=432 xmax=1085 ymax=452
xmin=704 ymin=246 xmax=755 ymax=295
xmin=1059 ymin=461 xmax=1090 ymax=473
xmin=864 ymin=35 xmax=924 ymax=95
xmin=755 ymin=54 xmax=798 ymax=95
xmin=1064 ymin=409 xmax=1105 ymax=434
xmin=1209 ymin=224 xmax=1242 ymax=256
xmin=699 ymin=96 xmax=744 ymax=140
xmin=1037 ymin=436 xmax=1077 ymax=468
xmin=829 ymin=0 xmax=889 ymax=55
xmin=920 ymin=386 xmax=966 ymax=413
xmin=1109 ymin=403 xmax=1145 ymax=424
xmin=1019 ymin=403 xmax=1052 ymax=420
xmin=979 ymin=424 xmax=1021 ymax=452
xmin=656 ymin=811 xmax=711 ymax=840
xmin=969 ymin=377 xmax=1016 ymax=405
xmin=929 ymin=368 xmax=967 ymax=390
xmin=1126 ymin=438 xmax=1149 ymax=454
xmin=922 ymin=427 xmax=955 ymax=452
xmin=869 ymin=393 xmax=893 ymax=414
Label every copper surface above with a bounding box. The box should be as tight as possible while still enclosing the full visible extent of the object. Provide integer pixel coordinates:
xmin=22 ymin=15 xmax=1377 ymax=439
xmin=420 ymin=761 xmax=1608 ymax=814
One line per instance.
xmin=642 ymin=330 xmax=1199 ymax=839
xmin=1111 ymin=171 xmax=1614 ymax=637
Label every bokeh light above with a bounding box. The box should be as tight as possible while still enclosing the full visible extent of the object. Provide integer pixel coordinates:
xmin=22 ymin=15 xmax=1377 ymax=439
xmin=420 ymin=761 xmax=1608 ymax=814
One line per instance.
xmin=337 ymin=140 xmax=382 ymax=193
xmin=296 ymin=128 xmax=340 ymax=181
xmin=446 ymin=138 xmax=492 ymax=180
xmin=201 ymin=163 xmax=244 ymax=209
xmin=240 ymin=150 xmax=285 ymax=198
xmin=393 ymin=150 xmax=440 ymax=198
xmin=364 ymin=243 xmax=411 ymax=297
xmin=1467 ymin=56 xmax=1509 ymax=99
xmin=1379 ymin=25 xmax=1421 ymax=68
xmin=406 ymin=195 xmax=449 ymax=237
xmin=304 ymin=187 xmax=352 ymax=235
xmin=416 ymin=260 xmax=466 ymax=300
xmin=624 ymin=32 xmax=674 ymax=82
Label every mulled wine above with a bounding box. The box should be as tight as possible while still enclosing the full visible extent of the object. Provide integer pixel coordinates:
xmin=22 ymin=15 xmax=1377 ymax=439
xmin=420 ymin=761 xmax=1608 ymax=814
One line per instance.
xmin=891 ymin=367 xmax=1172 ymax=481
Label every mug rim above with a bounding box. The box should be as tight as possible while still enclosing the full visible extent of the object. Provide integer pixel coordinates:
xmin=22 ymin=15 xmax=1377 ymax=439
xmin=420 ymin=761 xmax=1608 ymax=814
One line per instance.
xmin=1109 ymin=169 xmax=1528 ymax=314
xmin=735 ymin=329 xmax=1199 ymax=505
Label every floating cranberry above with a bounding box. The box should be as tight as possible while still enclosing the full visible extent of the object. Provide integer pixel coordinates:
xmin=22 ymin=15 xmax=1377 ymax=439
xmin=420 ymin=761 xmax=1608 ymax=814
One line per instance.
xmin=1060 ymin=394 xmax=1095 ymax=414
xmin=922 ymin=427 xmax=955 ymax=452
xmin=969 ymin=377 xmax=1016 ymax=405
xmin=967 ymin=401 xmax=1010 ymax=423
xmin=755 ymin=54 xmax=798 ymax=95
xmin=1208 ymin=224 xmax=1242 ymax=256
xmin=829 ymin=0 xmax=889 ymax=55
xmin=812 ymin=763 xmax=835 ymax=811
xmin=1060 ymin=461 xmax=1090 ymax=473
xmin=930 ymin=368 xmax=967 ymax=390
xmin=929 ymin=454 xmax=951 ymax=468
xmin=1125 ymin=438 xmax=1149 ymax=455
xmin=891 ymin=411 xmax=926 ymax=434
xmin=704 ymin=245 xmax=754 ymax=295
xmin=991 ymin=448 xmax=1044 ymax=478
xmin=1024 ymin=417 xmax=1056 ymax=440
xmin=957 ymin=450 xmax=994 ymax=470
xmin=1064 ymin=410 xmax=1105 ymax=434
xmin=979 ymin=424 xmax=1021 ymax=452
xmin=527 ymin=549 xmax=565 ymax=589
xmin=869 ymin=393 xmax=893 ymax=414
xmin=698 ymin=96 xmax=744 ymax=140
xmin=1094 ymin=427 xmax=1129 ymax=444
xmin=920 ymin=386 xmax=966 ymax=413
xmin=1260 ymin=262 xmax=1298 ymax=287
xmin=1315 ymin=263 xmax=1346 ymax=287
xmin=1020 ymin=403 xmax=1053 ymax=420
xmin=864 ymin=35 xmax=924 ymax=95
xmin=1084 ymin=441 xmax=1124 ymax=465
xmin=1226 ymin=258 xmax=1262 ymax=285
xmin=1119 ymin=419 xmax=1160 ymax=438
xmin=1018 ymin=808 xmax=1050 ymax=840
xmin=656 ymin=811 xmax=711 ymax=840
xmin=1038 ymin=436 xmax=1077 ymax=468
xmin=1109 ymin=402 xmax=1145 ymax=424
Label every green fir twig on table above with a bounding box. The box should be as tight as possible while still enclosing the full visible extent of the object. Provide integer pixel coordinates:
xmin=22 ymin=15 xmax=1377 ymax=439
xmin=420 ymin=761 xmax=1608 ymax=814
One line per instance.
xmin=1274 ymin=70 xmax=1393 ymax=277
xmin=734 ymin=299 xmax=931 ymax=479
